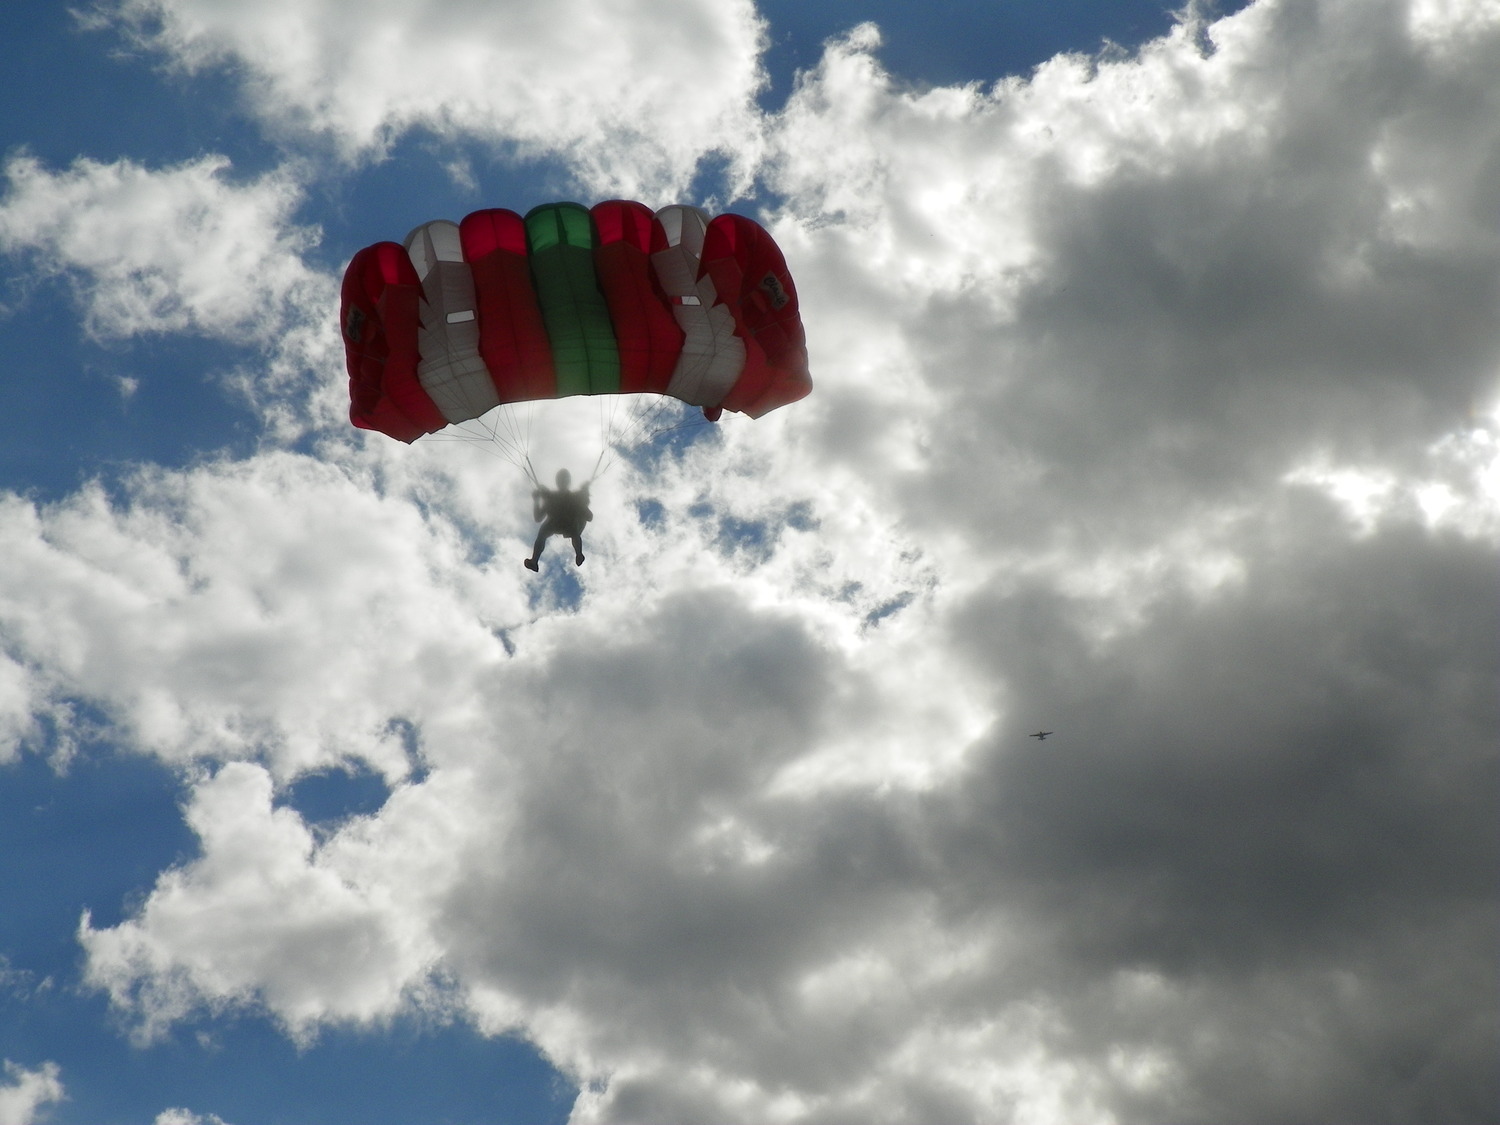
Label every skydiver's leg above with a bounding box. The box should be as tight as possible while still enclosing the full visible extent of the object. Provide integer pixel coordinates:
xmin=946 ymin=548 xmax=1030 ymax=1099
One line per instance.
xmin=525 ymin=527 xmax=551 ymax=571
xmin=570 ymin=535 xmax=584 ymax=566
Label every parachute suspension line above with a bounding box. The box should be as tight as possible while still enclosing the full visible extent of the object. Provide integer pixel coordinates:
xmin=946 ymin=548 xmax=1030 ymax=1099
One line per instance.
xmin=589 ymin=391 xmax=636 ymax=482
xmin=425 ymin=429 xmax=517 ymax=471
xmin=480 ymin=424 xmax=531 ymax=477
xmin=507 ymin=402 xmax=542 ymax=488
xmin=593 ymin=393 xmax=647 ymax=481
xmin=484 ymin=413 xmax=526 ymax=471
xmin=586 ymin=441 xmax=608 ymax=485
xmin=431 ymin=392 xmax=718 ymax=489
xmin=587 ymin=395 xmax=609 ymax=485
xmin=586 ymin=394 xmax=705 ymax=482
xmin=649 ymin=412 xmax=713 ymax=443
xmin=431 ymin=414 xmax=530 ymax=474
xmin=617 ymin=395 xmax=690 ymax=448
xmin=602 ymin=397 xmax=650 ymax=455
xmin=496 ymin=402 xmax=523 ymax=455
xmin=476 ymin=400 xmax=543 ymax=488
xmin=421 ymin=401 xmax=550 ymax=488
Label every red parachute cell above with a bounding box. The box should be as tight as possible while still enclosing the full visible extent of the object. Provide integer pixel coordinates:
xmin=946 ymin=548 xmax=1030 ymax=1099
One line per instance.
xmin=459 ymin=208 xmax=556 ymax=404
xmin=590 ymin=200 xmax=683 ymax=396
xmin=700 ymin=213 xmax=811 ymax=418
xmin=342 ymin=242 xmax=445 ymax=442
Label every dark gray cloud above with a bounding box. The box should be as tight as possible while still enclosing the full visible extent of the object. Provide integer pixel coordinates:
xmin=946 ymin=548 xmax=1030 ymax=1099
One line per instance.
xmin=934 ymin=498 xmax=1497 ymax=1122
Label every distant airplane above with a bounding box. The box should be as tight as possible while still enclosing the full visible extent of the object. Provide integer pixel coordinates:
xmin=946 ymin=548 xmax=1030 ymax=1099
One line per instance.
xmin=1030 ymin=731 xmax=1053 ymax=740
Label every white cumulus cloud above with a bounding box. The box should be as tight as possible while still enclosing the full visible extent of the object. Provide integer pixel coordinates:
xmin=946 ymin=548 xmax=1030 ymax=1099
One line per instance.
xmin=85 ymin=0 xmax=770 ymax=196
xmin=0 ymin=1061 xmax=64 ymax=1125
xmin=0 ymin=154 xmax=322 ymax=345
xmin=154 ymin=1110 xmax=233 ymax=1125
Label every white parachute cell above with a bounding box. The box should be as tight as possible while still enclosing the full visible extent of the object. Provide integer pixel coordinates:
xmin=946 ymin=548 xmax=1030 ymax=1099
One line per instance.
xmin=651 ymin=205 xmax=746 ymax=407
xmin=405 ymin=221 xmax=499 ymax=423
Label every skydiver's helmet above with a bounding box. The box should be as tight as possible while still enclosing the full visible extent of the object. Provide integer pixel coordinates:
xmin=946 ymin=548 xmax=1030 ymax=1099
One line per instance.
xmin=556 ymin=469 xmax=571 ymax=490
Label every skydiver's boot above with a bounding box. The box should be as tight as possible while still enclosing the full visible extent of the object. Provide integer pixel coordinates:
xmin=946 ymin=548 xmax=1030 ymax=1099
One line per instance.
xmin=524 ymin=557 xmax=539 ymax=571
xmin=575 ymin=552 xmax=585 ymax=566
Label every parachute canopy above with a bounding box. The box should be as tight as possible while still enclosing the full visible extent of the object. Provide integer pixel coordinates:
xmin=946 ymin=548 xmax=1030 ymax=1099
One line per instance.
xmin=341 ymin=200 xmax=811 ymax=443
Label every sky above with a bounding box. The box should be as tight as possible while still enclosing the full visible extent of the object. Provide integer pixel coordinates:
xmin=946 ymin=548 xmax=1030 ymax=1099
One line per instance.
xmin=0 ymin=0 xmax=1496 ymax=1122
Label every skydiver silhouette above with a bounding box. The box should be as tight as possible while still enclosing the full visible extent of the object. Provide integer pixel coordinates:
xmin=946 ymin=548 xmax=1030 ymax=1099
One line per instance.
xmin=524 ymin=468 xmax=591 ymax=571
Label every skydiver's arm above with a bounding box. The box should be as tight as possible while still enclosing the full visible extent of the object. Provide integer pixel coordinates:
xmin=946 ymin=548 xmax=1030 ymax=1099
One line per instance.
xmin=532 ymin=489 xmax=548 ymax=522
